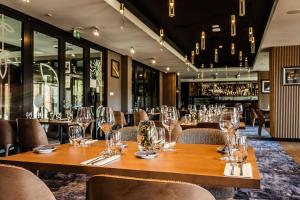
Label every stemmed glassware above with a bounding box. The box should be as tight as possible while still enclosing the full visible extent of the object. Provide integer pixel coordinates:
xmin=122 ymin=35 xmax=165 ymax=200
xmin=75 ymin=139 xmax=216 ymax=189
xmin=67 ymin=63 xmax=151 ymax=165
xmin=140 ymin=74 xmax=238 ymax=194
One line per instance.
xmin=76 ymin=107 xmax=93 ymax=146
xmin=161 ymin=106 xmax=178 ymax=151
xmin=98 ymin=107 xmax=115 ymax=156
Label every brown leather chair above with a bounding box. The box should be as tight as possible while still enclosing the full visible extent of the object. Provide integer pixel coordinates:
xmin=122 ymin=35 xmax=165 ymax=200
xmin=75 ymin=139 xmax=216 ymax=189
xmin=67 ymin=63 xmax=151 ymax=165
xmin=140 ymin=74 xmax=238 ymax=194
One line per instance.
xmin=154 ymin=121 xmax=183 ymax=142
xmin=0 ymin=120 xmax=16 ymax=156
xmin=177 ymin=128 xmax=225 ymax=145
xmin=256 ymin=109 xmax=270 ymax=136
xmin=17 ymin=118 xmax=48 ymax=149
xmin=250 ymin=108 xmax=258 ymax=127
xmin=133 ymin=110 xmax=149 ymax=126
xmin=197 ymin=122 xmax=221 ymax=129
xmin=0 ymin=164 xmax=56 ymax=200
xmin=87 ymin=174 xmax=215 ymax=200
xmin=113 ymin=111 xmax=127 ymax=127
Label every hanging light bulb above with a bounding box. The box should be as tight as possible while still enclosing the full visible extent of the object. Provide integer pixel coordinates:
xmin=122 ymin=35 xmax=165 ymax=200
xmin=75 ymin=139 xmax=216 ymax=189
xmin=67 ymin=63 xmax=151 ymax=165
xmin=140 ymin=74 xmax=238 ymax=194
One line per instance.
xmin=214 ymin=48 xmax=218 ymax=63
xmin=249 ymin=27 xmax=253 ymax=42
xmin=119 ymin=3 xmax=125 ymax=15
xmin=195 ymin=43 xmax=200 ymax=55
xmin=201 ymin=31 xmax=206 ymax=50
xmin=169 ymin=0 xmax=175 ymax=17
xmin=239 ymin=0 xmax=246 ymax=16
xmin=231 ymin=43 xmax=235 ymax=55
xmin=191 ymin=50 xmax=195 ymax=64
xmin=231 ymin=15 xmax=236 ymax=37
xmin=185 ymin=55 xmax=188 ymax=65
xmin=239 ymin=51 xmax=243 ymax=61
xmin=245 ymin=57 xmax=248 ymax=67
xmin=210 ymin=63 xmax=213 ymax=72
xmin=251 ymin=37 xmax=255 ymax=53
xmin=130 ymin=46 xmax=135 ymax=54
xmin=159 ymin=28 xmax=164 ymax=45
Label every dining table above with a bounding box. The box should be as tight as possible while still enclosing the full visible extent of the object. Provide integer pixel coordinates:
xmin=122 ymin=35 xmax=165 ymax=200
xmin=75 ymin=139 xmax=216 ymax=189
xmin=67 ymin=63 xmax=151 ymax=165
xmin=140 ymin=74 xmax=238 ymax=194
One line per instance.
xmin=0 ymin=141 xmax=260 ymax=189
xmin=180 ymin=121 xmax=246 ymax=130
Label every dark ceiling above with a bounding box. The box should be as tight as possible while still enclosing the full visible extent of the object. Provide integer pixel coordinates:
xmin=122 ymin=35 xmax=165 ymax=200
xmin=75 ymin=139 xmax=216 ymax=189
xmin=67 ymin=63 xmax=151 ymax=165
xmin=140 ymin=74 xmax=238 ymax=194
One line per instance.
xmin=120 ymin=0 xmax=275 ymax=68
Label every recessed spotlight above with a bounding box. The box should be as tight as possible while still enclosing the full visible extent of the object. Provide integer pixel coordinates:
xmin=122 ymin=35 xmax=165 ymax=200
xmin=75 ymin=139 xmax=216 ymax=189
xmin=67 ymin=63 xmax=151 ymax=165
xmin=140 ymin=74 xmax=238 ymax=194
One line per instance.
xmin=91 ymin=27 xmax=100 ymax=37
xmin=219 ymin=45 xmax=223 ymax=49
xmin=151 ymin=58 xmax=156 ymax=65
xmin=212 ymin=25 xmax=219 ymax=28
xmin=160 ymin=48 xmax=164 ymax=51
xmin=22 ymin=0 xmax=30 ymax=3
xmin=287 ymin=9 xmax=300 ymax=14
xmin=45 ymin=13 xmax=52 ymax=17
xmin=212 ymin=28 xmax=221 ymax=32
xmin=71 ymin=53 xmax=75 ymax=57
xmin=130 ymin=47 xmax=135 ymax=54
xmin=166 ymin=67 xmax=170 ymax=71
xmin=177 ymin=72 xmax=180 ymax=76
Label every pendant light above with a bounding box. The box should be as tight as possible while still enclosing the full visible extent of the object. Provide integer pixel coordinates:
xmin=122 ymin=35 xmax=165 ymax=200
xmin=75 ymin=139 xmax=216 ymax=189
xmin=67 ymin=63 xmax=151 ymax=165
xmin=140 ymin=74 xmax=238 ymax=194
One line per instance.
xmin=245 ymin=57 xmax=248 ymax=67
xmin=159 ymin=28 xmax=164 ymax=45
xmin=239 ymin=51 xmax=243 ymax=61
xmin=214 ymin=48 xmax=218 ymax=63
xmin=201 ymin=31 xmax=206 ymax=50
xmin=191 ymin=50 xmax=195 ymax=64
xmin=195 ymin=43 xmax=200 ymax=55
xmin=231 ymin=43 xmax=235 ymax=55
xmin=251 ymin=37 xmax=255 ymax=53
xmin=249 ymin=27 xmax=253 ymax=42
xmin=119 ymin=3 xmax=125 ymax=15
xmin=231 ymin=15 xmax=236 ymax=37
xmin=239 ymin=0 xmax=246 ymax=16
xmin=169 ymin=0 xmax=175 ymax=17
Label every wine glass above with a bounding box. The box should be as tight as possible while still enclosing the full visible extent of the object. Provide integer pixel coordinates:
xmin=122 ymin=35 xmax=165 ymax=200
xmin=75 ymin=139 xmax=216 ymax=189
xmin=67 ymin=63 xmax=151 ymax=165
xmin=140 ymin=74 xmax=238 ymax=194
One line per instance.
xmin=161 ymin=106 xmax=178 ymax=151
xmin=98 ymin=107 xmax=115 ymax=156
xmin=69 ymin=125 xmax=82 ymax=146
xmin=76 ymin=107 xmax=93 ymax=146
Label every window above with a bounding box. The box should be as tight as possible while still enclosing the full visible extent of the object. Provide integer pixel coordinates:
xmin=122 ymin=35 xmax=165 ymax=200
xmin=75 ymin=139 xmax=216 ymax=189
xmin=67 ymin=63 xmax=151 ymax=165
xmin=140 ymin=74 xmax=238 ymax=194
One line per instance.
xmin=0 ymin=14 xmax=22 ymax=119
xmin=33 ymin=31 xmax=59 ymax=118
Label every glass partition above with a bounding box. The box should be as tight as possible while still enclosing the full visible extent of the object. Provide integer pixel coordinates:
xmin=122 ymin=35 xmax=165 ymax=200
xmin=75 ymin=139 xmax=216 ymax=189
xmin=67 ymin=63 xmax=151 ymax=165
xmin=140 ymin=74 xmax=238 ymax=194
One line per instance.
xmin=33 ymin=31 xmax=59 ymax=118
xmin=0 ymin=14 xmax=22 ymax=119
xmin=65 ymin=43 xmax=84 ymax=108
xmin=90 ymin=48 xmax=104 ymax=107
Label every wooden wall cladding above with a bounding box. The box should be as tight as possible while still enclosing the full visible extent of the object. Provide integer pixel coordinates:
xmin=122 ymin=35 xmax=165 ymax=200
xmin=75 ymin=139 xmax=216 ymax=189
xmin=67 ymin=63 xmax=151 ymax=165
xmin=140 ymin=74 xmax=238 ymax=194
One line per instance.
xmin=270 ymin=46 xmax=300 ymax=139
xmin=162 ymin=73 xmax=177 ymax=106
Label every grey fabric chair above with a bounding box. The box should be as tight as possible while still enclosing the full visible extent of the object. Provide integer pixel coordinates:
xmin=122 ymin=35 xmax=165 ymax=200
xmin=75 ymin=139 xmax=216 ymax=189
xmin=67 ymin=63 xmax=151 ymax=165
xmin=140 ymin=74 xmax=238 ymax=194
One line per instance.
xmin=120 ymin=126 xmax=138 ymax=141
xmin=177 ymin=128 xmax=226 ymax=145
xmin=87 ymin=174 xmax=215 ymax=200
xmin=0 ymin=164 xmax=56 ymax=200
xmin=177 ymin=128 xmax=234 ymax=199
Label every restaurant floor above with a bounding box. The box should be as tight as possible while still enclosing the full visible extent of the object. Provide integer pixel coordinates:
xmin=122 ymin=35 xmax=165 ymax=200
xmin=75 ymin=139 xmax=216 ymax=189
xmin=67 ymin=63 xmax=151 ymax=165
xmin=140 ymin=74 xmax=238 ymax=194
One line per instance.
xmin=40 ymin=126 xmax=300 ymax=200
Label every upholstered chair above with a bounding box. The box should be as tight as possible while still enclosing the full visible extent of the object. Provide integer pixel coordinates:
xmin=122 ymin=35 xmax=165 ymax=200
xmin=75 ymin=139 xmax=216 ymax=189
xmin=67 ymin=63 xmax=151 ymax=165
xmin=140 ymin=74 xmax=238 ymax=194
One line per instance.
xmin=133 ymin=110 xmax=149 ymax=126
xmin=86 ymin=174 xmax=215 ymax=200
xmin=177 ymin=128 xmax=225 ymax=145
xmin=0 ymin=164 xmax=56 ymax=200
xmin=120 ymin=126 xmax=138 ymax=141
xmin=250 ymin=108 xmax=258 ymax=127
xmin=0 ymin=120 xmax=16 ymax=156
xmin=17 ymin=118 xmax=48 ymax=150
xmin=113 ymin=111 xmax=127 ymax=127
xmin=197 ymin=122 xmax=221 ymax=129
xmin=255 ymin=109 xmax=270 ymax=136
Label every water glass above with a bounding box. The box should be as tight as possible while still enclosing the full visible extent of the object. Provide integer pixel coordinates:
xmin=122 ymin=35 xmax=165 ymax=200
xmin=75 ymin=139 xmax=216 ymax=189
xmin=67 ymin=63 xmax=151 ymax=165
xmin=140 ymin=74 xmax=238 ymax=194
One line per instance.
xmin=110 ymin=130 xmax=122 ymax=155
xmin=69 ymin=126 xmax=83 ymax=146
xmin=25 ymin=112 xmax=32 ymax=119
xmin=155 ymin=127 xmax=166 ymax=150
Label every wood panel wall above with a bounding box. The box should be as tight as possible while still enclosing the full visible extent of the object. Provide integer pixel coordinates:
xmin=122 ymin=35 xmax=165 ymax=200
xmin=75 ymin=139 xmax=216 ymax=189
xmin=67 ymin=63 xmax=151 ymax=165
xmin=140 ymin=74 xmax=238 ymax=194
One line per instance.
xmin=258 ymin=71 xmax=270 ymax=110
xmin=270 ymin=46 xmax=300 ymax=139
xmin=162 ymin=73 xmax=177 ymax=106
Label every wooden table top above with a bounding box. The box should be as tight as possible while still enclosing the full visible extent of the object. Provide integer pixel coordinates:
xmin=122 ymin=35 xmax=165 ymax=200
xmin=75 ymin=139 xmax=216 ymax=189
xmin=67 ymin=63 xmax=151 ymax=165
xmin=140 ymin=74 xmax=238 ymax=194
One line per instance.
xmin=39 ymin=119 xmax=95 ymax=126
xmin=0 ymin=141 xmax=260 ymax=189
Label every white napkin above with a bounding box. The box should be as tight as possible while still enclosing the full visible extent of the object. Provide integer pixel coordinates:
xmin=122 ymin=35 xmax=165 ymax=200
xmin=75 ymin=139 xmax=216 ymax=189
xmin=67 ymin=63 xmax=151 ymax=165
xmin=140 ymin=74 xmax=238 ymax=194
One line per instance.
xmin=84 ymin=140 xmax=98 ymax=145
xmin=224 ymin=163 xmax=253 ymax=178
xmin=80 ymin=155 xmax=120 ymax=166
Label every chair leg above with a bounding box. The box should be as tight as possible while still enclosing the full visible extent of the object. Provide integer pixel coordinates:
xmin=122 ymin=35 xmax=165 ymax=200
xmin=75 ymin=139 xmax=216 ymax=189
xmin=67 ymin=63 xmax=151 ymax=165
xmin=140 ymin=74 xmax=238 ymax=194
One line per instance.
xmin=258 ymin=126 xmax=262 ymax=136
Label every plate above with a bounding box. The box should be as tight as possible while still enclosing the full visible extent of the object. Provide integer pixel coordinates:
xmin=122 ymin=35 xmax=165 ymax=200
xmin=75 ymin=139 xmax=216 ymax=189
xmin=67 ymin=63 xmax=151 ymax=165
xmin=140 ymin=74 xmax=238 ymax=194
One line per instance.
xmin=135 ymin=151 xmax=158 ymax=159
xmin=33 ymin=146 xmax=56 ymax=154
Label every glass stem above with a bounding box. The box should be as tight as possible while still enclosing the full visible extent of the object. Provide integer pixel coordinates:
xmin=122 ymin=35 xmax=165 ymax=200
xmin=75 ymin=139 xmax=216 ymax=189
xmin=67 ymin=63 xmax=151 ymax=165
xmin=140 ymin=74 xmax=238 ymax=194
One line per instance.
xmin=105 ymin=132 xmax=110 ymax=151
xmin=169 ymin=129 xmax=171 ymax=145
xmin=82 ymin=127 xmax=86 ymax=140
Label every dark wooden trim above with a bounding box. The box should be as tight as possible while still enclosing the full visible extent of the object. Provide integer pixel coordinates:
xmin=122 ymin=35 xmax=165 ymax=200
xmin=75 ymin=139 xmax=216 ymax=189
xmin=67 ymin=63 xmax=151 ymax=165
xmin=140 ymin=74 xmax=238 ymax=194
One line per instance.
xmin=84 ymin=47 xmax=90 ymax=106
xmin=59 ymin=39 xmax=66 ymax=112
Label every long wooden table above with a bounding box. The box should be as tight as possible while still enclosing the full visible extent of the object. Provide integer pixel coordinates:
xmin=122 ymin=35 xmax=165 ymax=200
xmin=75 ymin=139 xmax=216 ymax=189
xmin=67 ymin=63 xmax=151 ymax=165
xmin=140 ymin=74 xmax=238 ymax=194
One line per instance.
xmin=0 ymin=141 xmax=260 ymax=189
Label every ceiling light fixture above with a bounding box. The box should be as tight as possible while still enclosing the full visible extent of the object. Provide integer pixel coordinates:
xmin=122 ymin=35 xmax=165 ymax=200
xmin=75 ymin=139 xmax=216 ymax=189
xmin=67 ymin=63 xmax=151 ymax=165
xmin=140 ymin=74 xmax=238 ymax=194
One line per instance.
xmin=22 ymin=0 xmax=30 ymax=3
xmin=185 ymin=55 xmax=188 ymax=65
xmin=151 ymin=58 xmax=156 ymax=65
xmin=245 ymin=57 xmax=248 ymax=67
xmin=186 ymin=67 xmax=190 ymax=72
xmin=251 ymin=37 xmax=255 ymax=53
xmin=239 ymin=51 xmax=243 ymax=61
xmin=201 ymin=31 xmax=206 ymax=50
xmin=249 ymin=27 xmax=254 ymax=41
xmin=195 ymin=43 xmax=200 ymax=55
xmin=119 ymin=3 xmax=125 ymax=15
xmin=191 ymin=50 xmax=195 ymax=64
xmin=169 ymin=0 xmax=175 ymax=17
xmin=177 ymin=72 xmax=180 ymax=76
xmin=214 ymin=48 xmax=218 ymax=63
xmin=201 ymin=64 xmax=204 ymax=68
xmin=166 ymin=67 xmax=170 ymax=71
xmin=91 ymin=26 xmax=100 ymax=37
xmin=239 ymin=0 xmax=246 ymax=16
xmin=159 ymin=28 xmax=164 ymax=45
xmin=130 ymin=46 xmax=135 ymax=54
xmin=231 ymin=15 xmax=236 ymax=37
xmin=231 ymin=43 xmax=235 ymax=55
xmin=219 ymin=45 xmax=223 ymax=49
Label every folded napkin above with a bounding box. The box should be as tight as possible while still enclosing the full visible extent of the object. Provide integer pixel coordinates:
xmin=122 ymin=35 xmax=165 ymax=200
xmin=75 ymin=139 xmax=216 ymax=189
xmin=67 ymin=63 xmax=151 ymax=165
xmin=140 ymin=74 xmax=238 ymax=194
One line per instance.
xmin=84 ymin=140 xmax=98 ymax=145
xmin=224 ymin=163 xmax=253 ymax=178
xmin=80 ymin=155 xmax=120 ymax=166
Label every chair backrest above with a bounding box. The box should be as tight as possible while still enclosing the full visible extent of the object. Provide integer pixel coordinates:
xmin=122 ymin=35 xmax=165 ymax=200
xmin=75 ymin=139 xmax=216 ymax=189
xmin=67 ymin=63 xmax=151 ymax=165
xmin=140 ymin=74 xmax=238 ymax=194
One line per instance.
xmin=255 ymin=109 xmax=265 ymax=125
xmin=87 ymin=174 xmax=215 ymax=200
xmin=113 ymin=111 xmax=127 ymax=126
xmin=0 ymin=164 xmax=56 ymax=200
xmin=251 ymin=108 xmax=258 ymax=119
xmin=178 ymin=128 xmax=225 ymax=145
xmin=154 ymin=121 xmax=183 ymax=142
xmin=0 ymin=120 xmax=15 ymax=148
xmin=120 ymin=126 xmax=138 ymax=141
xmin=133 ymin=110 xmax=149 ymax=126
xmin=17 ymin=118 xmax=48 ymax=149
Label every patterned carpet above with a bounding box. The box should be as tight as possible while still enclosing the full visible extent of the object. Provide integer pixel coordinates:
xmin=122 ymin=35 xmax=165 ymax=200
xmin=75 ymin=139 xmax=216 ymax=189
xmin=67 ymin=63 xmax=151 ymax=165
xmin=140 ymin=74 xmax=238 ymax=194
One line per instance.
xmin=40 ymin=126 xmax=300 ymax=200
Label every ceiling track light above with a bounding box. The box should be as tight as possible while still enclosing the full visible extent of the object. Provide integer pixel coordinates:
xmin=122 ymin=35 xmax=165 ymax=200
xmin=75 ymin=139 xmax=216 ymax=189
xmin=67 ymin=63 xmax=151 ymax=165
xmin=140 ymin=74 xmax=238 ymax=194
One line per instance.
xmin=249 ymin=27 xmax=254 ymax=41
xmin=251 ymin=37 xmax=255 ymax=53
xmin=159 ymin=28 xmax=164 ymax=45
xmin=239 ymin=51 xmax=243 ymax=61
xmin=195 ymin=43 xmax=200 ymax=55
xmin=201 ymin=31 xmax=206 ymax=50
xmin=231 ymin=43 xmax=235 ymax=55
xmin=239 ymin=0 xmax=246 ymax=16
xmin=169 ymin=0 xmax=175 ymax=17
xmin=214 ymin=48 xmax=218 ymax=63
xmin=91 ymin=26 xmax=100 ymax=37
xmin=231 ymin=15 xmax=236 ymax=37
xmin=191 ymin=51 xmax=195 ymax=64
xmin=130 ymin=46 xmax=135 ymax=54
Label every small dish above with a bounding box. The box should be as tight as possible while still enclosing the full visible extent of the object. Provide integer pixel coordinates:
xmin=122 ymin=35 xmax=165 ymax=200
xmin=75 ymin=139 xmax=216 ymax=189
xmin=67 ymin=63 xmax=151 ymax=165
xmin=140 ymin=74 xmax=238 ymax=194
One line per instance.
xmin=135 ymin=151 xmax=158 ymax=159
xmin=33 ymin=146 xmax=56 ymax=154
